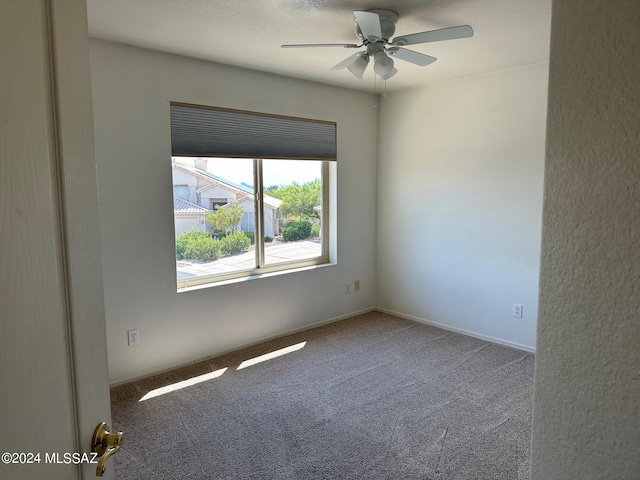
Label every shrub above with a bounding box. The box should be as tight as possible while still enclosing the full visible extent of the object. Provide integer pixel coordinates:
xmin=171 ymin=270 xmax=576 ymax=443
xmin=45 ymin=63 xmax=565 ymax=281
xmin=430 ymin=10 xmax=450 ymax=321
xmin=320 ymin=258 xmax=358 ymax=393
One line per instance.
xmin=176 ymin=230 xmax=207 ymax=259
xmin=311 ymin=224 xmax=321 ymax=237
xmin=244 ymin=232 xmax=273 ymax=244
xmin=282 ymin=220 xmax=312 ymax=242
xmin=176 ymin=230 xmax=221 ymax=262
xmin=219 ymin=231 xmax=251 ymax=256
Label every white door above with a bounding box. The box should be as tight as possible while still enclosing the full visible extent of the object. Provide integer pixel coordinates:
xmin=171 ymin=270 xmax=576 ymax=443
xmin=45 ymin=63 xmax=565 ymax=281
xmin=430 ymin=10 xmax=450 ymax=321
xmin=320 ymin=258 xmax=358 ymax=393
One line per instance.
xmin=0 ymin=1 xmax=114 ymax=479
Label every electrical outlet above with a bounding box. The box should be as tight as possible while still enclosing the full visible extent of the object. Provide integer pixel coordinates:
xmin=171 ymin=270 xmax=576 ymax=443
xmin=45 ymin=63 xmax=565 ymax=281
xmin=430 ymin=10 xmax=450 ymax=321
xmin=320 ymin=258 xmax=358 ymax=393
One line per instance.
xmin=354 ymin=280 xmax=360 ymax=292
xmin=128 ymin=329 xmax=139 ymax=346
xmin=344 ymin=282 xmax=351 ymax=294
xmin=513 ymin=304 xmax=523 ymax=319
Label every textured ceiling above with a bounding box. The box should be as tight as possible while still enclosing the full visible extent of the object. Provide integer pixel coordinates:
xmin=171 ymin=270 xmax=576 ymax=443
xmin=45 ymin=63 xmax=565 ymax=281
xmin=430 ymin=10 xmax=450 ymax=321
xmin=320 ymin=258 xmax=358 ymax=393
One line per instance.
xmin=87 ymin=0 xmax=551 ymax=92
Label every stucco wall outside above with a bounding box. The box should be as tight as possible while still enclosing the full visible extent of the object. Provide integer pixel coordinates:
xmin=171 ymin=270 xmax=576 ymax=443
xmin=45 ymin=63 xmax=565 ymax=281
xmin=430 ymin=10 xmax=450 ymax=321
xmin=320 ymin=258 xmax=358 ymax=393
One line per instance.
xmin=530 ymin=1 xmax=640 ymax=478
xmin=174 ymin=215 xmax=205 ymax=236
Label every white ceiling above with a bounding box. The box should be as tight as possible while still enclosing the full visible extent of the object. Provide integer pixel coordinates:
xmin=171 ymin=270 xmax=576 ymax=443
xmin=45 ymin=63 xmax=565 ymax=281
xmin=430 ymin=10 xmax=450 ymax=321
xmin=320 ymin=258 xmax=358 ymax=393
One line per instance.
xmin=87 ymin=0 xmax=552 ymax=92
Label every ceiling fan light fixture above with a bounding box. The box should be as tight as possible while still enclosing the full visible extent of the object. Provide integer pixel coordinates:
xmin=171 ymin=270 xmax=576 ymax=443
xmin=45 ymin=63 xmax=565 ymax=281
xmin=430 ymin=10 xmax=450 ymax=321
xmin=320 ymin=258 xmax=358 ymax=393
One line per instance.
xmin=373 ymin=50 xmax=394 ymax=75
xmin=378 ymin=67 xmax=398 ymax=81
xmin=346 ymin=54 xmax=369 ymax=79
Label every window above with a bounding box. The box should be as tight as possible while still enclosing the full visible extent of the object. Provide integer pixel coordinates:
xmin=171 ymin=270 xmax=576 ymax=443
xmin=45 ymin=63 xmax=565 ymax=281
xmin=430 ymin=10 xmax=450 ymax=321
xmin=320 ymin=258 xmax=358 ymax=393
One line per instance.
xmin=173 ymin=184 xmax=189 ymax=200
xmin=170 ymin=103 xmax=335 ymax=289
xmin=209 ymin=198 xmax=228 ymax=209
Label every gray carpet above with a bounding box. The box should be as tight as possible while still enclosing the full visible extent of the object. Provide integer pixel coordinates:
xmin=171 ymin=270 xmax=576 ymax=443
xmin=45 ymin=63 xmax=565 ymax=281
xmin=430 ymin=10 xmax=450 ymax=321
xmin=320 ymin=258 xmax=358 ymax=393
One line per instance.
xmin=111 ymin=311 xmax=534 ymax=479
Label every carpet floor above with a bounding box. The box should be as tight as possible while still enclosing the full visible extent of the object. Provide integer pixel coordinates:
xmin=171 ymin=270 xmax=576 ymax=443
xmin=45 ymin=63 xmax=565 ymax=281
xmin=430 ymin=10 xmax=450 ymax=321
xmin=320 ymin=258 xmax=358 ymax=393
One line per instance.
xmin=111 ymin=311 xmax=535 ymax=479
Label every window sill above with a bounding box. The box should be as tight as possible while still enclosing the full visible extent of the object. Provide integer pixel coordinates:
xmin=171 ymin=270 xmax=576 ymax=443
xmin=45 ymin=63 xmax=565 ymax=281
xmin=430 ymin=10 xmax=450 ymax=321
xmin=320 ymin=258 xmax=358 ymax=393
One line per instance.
xmin=177 ymin=261 xmax=336 ymax=293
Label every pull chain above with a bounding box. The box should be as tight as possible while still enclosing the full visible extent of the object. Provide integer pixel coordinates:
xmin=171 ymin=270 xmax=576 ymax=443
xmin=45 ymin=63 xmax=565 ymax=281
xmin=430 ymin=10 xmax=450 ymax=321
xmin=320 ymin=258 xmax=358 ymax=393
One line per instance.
xmin=373 ymin=74 xmax=377 ymax=107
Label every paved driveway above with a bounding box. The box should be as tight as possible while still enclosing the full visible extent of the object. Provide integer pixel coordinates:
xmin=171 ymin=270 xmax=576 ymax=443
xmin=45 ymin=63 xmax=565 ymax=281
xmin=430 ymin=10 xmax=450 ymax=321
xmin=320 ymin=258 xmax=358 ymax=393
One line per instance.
xmin=177 ymin=239 xmax=321 ymax=279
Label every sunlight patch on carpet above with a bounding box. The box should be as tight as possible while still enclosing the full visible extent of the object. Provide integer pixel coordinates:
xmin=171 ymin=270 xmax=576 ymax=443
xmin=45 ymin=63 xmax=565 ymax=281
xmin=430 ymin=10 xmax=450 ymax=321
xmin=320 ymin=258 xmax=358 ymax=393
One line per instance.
xmin=237 ymin=342 xmax=307 ymax=370
xmin=139 ymin=367 xmax=228 ymax=401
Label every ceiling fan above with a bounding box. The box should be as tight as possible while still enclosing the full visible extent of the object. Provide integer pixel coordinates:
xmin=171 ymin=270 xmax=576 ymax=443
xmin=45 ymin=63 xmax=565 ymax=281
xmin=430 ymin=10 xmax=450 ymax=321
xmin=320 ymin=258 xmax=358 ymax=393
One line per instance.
xmin=282 ymin=9 xmax=473 ymax=81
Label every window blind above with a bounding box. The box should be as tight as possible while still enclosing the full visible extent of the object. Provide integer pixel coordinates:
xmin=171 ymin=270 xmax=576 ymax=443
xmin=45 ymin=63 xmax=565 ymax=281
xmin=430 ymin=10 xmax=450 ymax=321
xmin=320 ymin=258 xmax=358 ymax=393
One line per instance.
xmin=170 ymin=103 xmax=336 ymax=160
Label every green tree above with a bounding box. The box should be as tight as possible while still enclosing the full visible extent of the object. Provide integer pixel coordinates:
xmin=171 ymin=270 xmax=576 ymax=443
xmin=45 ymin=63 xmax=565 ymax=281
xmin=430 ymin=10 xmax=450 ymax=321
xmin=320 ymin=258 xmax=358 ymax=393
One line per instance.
xmin=267 ymin=179 xmax=321 ymax=222
xmin=206 ymin=202 xmax=244 ymax=234
xmin=264 ymin=185 xmax=282 ymax=196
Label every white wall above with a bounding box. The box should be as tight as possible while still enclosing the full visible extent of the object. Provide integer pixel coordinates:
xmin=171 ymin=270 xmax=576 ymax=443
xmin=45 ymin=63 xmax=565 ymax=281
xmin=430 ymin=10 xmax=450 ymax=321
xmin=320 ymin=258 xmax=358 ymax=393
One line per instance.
xmin=90 ymin=40 xmax=378 ymax=384
xmin=530 ymin=1 xmax=640 ymax=478
xmin=376 ymin=63 xmax=548 ymax=350
xmin=174 ymin=215 xmax=205 ymax=237
xmin=199 ymin=185 xmax=236 ymax=208
xmin=172 ymin=168 xmax=197 ymax=203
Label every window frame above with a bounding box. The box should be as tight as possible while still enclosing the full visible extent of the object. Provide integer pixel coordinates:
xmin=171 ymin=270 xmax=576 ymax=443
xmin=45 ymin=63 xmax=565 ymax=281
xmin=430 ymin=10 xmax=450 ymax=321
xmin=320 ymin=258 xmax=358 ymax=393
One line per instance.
xmin=175 ymin=157 xmax=330 ymax=290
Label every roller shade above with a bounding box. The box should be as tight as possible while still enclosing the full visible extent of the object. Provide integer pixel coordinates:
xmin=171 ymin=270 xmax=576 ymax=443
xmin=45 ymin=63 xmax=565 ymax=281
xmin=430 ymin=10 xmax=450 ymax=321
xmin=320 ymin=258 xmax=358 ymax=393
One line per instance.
xmin=170 ymin=103 xmax=336 ymax=160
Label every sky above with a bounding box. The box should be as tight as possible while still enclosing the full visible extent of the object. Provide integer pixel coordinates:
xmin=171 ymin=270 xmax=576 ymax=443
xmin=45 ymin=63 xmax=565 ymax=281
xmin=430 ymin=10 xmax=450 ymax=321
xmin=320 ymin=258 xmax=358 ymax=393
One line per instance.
xmin=173 ymin=157 xmax=320 ymax=188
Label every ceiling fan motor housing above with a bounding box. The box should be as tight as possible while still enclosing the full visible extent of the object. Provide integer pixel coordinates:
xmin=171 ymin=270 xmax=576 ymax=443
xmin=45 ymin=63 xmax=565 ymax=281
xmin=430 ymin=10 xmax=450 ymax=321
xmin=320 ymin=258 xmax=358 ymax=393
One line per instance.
xmin=355 ymin=9 xmax=398 ymax=44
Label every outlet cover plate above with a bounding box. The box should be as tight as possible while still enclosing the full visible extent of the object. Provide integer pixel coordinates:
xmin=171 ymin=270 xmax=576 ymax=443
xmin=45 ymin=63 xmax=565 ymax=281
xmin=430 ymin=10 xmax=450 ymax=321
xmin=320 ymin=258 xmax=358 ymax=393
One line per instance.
xmin=513 ymin=304 xmax=523 ymax=319
xmin=128 ymin=329 xmax=139 ymax=346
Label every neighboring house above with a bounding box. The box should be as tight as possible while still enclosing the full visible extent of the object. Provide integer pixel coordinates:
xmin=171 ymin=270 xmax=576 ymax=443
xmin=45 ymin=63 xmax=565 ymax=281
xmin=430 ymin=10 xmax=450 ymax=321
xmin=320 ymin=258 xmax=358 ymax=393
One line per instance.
xmin=172 ymin=159 xmax=282 ymax=238
xmin=173 ymin=197 xmax=209 ymax=236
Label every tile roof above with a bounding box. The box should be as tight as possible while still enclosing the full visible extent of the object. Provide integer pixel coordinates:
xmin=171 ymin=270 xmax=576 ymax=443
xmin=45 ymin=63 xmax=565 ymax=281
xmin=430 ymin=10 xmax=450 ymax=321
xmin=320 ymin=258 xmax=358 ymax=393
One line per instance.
xmin=192 ymin=166 xmax=253 ymax=195
xmin=174 ymin=197 xmax=210 ymax=214
xmin=177 ymin=163 xmax=282 ymax=210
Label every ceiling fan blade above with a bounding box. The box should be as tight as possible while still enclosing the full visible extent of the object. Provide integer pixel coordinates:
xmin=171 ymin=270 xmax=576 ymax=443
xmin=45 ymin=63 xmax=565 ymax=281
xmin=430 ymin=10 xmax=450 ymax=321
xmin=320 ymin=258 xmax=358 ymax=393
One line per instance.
xmin=387 ymin=47 xmax=437 ymax=67
xmin=330 ymin=52 xmax=363 ymax=71
xmin=281 ymin=43 xmax=360 ymax=49
xmin=391 ymin=25 xmax=474 ymax=46
xmin=354 ymin=11 xmax=383 ymax=42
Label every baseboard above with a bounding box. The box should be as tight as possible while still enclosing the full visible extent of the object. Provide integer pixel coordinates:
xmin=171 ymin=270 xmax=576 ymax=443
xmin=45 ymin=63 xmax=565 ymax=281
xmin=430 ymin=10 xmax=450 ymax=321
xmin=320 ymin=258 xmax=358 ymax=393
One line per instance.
xmin=110 ymin=306 xmax=533 ymax=386
xmin=110 ymin=306 xmax=377 ymax=387
xmin=375 ymin=307 xmax=536 ymax=353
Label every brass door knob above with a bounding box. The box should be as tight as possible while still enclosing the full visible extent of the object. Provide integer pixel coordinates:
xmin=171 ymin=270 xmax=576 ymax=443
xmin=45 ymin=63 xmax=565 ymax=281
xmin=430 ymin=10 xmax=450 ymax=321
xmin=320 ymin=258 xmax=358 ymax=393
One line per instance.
xmin=91 ymin=422 xmax=123 ymax=477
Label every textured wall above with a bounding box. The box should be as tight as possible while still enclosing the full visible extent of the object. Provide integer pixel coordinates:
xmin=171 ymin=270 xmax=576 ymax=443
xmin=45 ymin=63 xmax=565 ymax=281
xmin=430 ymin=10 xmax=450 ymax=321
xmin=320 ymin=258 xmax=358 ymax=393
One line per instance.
xmin=377 ymin=63 xmax=548 ymax=351
xmin=530 ymin=1 xmax=640 ymax=478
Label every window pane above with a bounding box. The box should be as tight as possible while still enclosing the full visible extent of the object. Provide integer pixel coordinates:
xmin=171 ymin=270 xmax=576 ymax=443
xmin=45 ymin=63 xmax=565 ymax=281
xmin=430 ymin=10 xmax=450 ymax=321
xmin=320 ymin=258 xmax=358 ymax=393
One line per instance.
xmin=173 ymin=157 xmax=256 ymax=281
xmin=173 ymin=184 xmax=189 ymax=200
xmin=262 ymin=160 xmax=323 ymax=266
